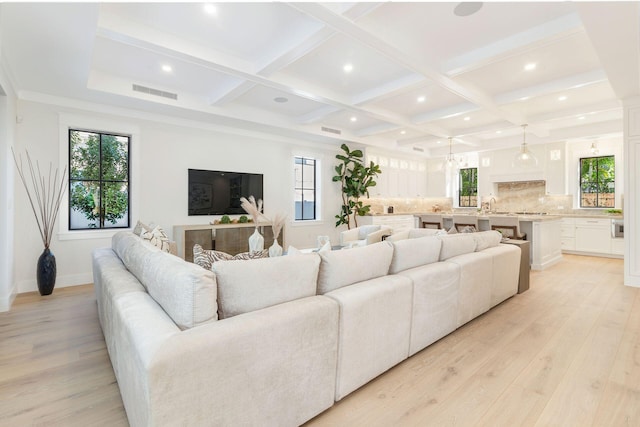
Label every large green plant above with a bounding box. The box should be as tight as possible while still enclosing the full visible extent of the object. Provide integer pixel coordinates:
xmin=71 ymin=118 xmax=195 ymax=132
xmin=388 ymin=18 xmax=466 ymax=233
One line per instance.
xmin=332 ymin=144 xmax=381 ymax=229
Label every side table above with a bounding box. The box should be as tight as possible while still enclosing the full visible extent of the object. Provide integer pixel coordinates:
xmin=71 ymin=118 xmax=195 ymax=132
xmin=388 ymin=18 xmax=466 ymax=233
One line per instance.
xmin=503 ymin=239 xmax=530 ymax=293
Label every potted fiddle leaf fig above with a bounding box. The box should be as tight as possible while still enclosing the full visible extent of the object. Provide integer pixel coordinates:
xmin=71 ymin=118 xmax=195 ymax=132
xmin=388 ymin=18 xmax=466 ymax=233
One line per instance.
xmin=333 ymin=143 xmax=381 ymax=229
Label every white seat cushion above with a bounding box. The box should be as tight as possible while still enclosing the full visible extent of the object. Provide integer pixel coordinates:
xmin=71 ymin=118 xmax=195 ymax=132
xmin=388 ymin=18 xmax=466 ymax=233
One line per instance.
xmin=389 ymin=236 xmax=442 ymax=274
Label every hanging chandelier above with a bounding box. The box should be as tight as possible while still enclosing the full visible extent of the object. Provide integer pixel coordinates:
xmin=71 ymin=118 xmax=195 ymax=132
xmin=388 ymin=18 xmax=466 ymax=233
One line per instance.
xmin=443 ymin=137 xmax=459 ymax=170
xmin=512 ymin=124 xmax=538 ymax=168
xmin=590 ymin=141 xmax=599 ymax=155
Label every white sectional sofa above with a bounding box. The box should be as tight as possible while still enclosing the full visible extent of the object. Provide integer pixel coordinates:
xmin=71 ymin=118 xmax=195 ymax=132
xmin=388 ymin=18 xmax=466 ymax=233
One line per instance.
xmin=92 ymin=229 xmax=521 ymax=426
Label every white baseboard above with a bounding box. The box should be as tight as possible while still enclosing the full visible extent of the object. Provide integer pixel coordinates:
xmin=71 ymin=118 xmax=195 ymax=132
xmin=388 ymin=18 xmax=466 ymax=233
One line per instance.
xmin=17 ymin=272 xmax=94 ymax=294
xmin=0 ymin=290 xmax=17 ymax=312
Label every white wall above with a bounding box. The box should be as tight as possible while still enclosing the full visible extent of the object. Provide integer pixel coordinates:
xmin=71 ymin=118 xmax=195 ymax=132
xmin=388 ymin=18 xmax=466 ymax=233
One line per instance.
xmin=13 ymin=99 xmax=344 ymax=294
xmin=0 ymin=79 xmax=17 ymax=311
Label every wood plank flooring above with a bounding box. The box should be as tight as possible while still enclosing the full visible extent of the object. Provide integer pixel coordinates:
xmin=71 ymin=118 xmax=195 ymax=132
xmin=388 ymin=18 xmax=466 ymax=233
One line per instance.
xmin=0 ymin=255 xmax=635 ymax=426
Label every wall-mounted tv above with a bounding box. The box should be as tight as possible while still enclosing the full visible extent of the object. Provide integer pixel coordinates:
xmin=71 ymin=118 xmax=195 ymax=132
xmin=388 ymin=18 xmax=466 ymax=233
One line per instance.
xmin=188 ymin=169 xmax=263 ymax=216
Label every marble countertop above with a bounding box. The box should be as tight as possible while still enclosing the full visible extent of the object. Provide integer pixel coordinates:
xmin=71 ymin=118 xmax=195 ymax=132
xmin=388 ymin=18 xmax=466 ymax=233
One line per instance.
xmin=366 ymin=212 xmax=623 ymax=220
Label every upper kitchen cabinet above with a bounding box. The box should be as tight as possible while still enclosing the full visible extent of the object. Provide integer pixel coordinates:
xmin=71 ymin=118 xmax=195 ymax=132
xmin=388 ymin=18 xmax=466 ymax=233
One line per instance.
xmin=367 ymin=150 xmax=427 ymax=198
xmin=544 ymin=141 xmax=567 ymax=195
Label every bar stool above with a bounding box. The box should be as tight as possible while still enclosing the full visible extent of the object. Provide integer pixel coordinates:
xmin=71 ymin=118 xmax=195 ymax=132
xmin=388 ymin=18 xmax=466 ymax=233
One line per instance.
xmin=420 ymin=214 xmax=443 ymax=229
xmin=452 ymin=214 xmax=479 ymax=232
xmin=488 ymin=215 xmax=526 ymax=240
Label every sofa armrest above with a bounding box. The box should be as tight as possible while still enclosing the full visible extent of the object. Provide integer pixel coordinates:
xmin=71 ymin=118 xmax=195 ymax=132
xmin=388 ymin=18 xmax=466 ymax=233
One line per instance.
xmin=340 ymin=228 xmax=360 ymax=245
xmin=365 ymin=227 xmax=393 ymax=245
xmin=146 ymin=296 xmax=339 ymax=427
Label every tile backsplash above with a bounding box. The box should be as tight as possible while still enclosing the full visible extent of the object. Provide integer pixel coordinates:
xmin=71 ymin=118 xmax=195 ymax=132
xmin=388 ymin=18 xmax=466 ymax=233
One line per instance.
xmin=365 ymin=197 xmax=453 ymax=214
xmin=485 ymin=181 xmax=573 ymax=213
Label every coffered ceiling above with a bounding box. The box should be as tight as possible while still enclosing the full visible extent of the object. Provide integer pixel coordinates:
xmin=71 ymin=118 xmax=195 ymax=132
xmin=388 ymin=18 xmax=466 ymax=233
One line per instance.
xmin=1 ymin=2 xmax=639 ymax=157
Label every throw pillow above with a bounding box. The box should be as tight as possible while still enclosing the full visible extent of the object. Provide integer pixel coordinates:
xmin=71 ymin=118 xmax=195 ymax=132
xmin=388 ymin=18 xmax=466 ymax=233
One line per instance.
xmin=461 ymin=225 xmax=477 ymax=233
xmin=318 ymin=241 xmax=331 ymax=252
xmin=140 ymin=226 xmax=171 ymax=252
xmin=357 ymin=225 xmax=381 ymax=240
xmin=133 ymin=220 xmax=152 ymax=236
xmin=286 ymin=245 xmax=301 ymax=256
xmin=447 ymin=226 xmax=458 ymax=234
xmin=192 ymin=244 xmax=268 ymax=269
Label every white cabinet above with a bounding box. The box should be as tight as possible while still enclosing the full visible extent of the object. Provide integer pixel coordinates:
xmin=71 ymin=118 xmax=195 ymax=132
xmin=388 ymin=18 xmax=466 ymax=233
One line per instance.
xmin=367 ymin=151 xmax=426 ymax=197
xmin=574 ymin=218 xmax=612 ymax=254
xmin=359 ymin=215 xmax=415 ymax=234
xmin=560 ymin=217 xmax=575 ymax=251
xmin=611 ymin=238 xmax=624 ymax=255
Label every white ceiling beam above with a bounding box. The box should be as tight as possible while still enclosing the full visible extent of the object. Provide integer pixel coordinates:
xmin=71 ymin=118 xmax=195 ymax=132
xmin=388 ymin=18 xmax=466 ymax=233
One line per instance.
xmin=352 ymin=74 xmax=425 ymax=106
xmin=577 ymin=2 xmax=640 ymax=100
xmin=493 ymin=69 xmax=608 ymax=105
xmin=412 ymin=102 xmax=478 ymax=124
xmin=354 ymin=123 xmax=398 ymax=137
xmin=527 ymin=99 xmax=621 ymax=124
xmin=443 ymin=13 xmax=583 ymax=76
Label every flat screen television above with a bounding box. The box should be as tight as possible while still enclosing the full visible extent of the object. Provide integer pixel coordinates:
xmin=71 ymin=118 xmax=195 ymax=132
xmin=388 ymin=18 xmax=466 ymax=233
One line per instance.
xmin=188 ymin=169 xmax=263 ymax=215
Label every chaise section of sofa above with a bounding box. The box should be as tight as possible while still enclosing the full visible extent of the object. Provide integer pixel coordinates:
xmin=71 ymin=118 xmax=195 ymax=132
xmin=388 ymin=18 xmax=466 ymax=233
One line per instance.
xmin=93 ymin=232 xmax=339 ymax=427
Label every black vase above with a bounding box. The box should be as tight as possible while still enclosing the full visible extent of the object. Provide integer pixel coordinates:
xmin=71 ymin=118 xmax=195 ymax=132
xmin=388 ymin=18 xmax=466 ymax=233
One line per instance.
xmin=37 ymin=248 xmax=57 ymax=296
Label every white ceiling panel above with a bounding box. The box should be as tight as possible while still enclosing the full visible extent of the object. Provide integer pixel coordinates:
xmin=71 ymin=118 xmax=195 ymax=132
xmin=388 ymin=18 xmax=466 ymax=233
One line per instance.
xmin=228 ymin=85 xmax=329 ymax=117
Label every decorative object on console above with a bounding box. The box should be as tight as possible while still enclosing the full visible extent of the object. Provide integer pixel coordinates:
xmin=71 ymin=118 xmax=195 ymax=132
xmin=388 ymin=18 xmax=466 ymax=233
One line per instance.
xmin=268 ymin=212 xmax=286 ymax=257
xmin=238 ymin=215 xmax=249 ymax=223
xmin=512 ymin=124 xmax=538 ymax=168
xmin=240 ymin=195 xmax=266 ymax=254
xmin=333 ymin=143 xmax=381 ymax=229
xmin=12 ymin=149 xmax=67 ymax=296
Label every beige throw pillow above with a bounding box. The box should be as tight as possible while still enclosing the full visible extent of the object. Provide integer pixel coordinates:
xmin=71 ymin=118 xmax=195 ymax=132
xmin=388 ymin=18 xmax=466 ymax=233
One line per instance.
xmin=140 ymin=226 xmax=171 ymax=252
xmin=192 ymin=244 xmax=268 ymax=270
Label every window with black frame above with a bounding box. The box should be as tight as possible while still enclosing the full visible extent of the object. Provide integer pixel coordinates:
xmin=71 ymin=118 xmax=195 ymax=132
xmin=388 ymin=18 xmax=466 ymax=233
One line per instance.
xmin=459 ymin=167 xmax=478 ymax=207
xmin=69 ymin=129 xmax=130 ymax=230
xmin=294 ymin=156 xmax=316 ymax=220
xmin=579 ymin=155 xmax=614 ymax=208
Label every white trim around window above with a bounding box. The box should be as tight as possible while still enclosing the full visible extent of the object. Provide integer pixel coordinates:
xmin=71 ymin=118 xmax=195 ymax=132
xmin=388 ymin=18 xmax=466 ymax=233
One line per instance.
xmin=58 ymin=113 xmax=140 ymax=240
xmin=291 ymin=151 xmax=324 ymax=226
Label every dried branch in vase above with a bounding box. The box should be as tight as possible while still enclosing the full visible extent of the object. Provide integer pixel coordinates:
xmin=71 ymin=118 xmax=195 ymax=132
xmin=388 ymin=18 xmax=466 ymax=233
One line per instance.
xmin=240 ymin=195 xmax=266 ymax=225
xmin=12 ymin=149 xmax=67 ymax=249
xmin=270 ymin=212 xmax=287 ymax=240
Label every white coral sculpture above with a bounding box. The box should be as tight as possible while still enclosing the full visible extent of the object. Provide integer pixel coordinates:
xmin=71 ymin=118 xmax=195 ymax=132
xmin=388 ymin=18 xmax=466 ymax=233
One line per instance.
xmin=240 ymin=195 xmax=265 ymax=225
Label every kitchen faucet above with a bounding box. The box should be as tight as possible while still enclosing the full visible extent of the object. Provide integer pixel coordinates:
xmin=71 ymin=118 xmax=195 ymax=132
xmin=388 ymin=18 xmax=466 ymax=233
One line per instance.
xmin=489 ymin=197 xmax=496 ymax=213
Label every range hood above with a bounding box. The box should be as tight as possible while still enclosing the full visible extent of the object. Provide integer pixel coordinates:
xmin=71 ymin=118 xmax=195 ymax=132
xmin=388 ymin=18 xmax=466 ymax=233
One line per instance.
xmin=490 ymin=171 xmax=545 ymax=183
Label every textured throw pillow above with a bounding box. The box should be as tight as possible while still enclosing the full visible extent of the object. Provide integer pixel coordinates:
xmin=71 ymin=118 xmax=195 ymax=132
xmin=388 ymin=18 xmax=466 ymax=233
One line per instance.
xmin=461 ymin=225 xmax=477 ymax=233
xmin=447 ymin=226 xmax=458 ymax=234
xmin=193 ymin=244 xmax=268 ymax=269
xmin=140 ymin=226 xmax=171 ymax=252
xmin=133 ymin=220 xmax=152 ymax=236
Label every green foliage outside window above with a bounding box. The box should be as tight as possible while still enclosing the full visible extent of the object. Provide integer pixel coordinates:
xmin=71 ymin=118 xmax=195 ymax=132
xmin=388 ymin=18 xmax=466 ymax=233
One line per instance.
xmin=459 ymin=167 xmax=478 ymax=207
xmin=580 ymin=155 xmax=614 ymax=208
xmin=69 ymin=129 xmax=130 ymax=229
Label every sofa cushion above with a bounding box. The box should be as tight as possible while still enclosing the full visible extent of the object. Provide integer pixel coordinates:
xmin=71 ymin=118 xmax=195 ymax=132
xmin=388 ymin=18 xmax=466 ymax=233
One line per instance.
xmin=408 ymin=228 xmax=442 ymax=238
xmin=214 ymin=253 xmax=321 ymax=319
xmin=437 ymin=233 xmax=477 ymax=261
xmin=112 ymin=231 xmax=218 ymax=330
xmin=389 ymin=236 xmax=442 ymax=274
xmin=317 ymin=241 xmax=393 ymax=294
xmin=473 ymin=230 xmax=502 ymax=251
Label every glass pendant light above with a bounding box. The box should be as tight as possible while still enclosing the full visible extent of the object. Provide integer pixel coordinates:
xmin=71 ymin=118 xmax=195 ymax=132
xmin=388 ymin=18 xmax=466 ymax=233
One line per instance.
xmin=590 ymin=141 xmax=599 ymax=155
xmin=443 ymin=137 xmax=459 ymax=170
xmin=512 ymin=124 xmax=538 ymax=168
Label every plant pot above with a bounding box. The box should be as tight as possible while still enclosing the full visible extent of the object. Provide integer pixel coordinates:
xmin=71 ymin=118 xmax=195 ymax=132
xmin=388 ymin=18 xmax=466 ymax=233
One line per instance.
xmin=37 ymin=248 xmax=57 ymax=296
xmin=248 ymin=228 xmax=264 ymax=254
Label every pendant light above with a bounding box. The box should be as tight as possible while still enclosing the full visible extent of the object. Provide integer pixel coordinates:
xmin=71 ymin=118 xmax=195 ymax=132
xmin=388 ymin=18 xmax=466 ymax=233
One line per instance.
xmin=512 ymin=124 xmax=538 ymax=168
xmin=590 ymin=141 xmax=599 ymax=155
xmin=443 ymin=137 xmax=459 ymax=170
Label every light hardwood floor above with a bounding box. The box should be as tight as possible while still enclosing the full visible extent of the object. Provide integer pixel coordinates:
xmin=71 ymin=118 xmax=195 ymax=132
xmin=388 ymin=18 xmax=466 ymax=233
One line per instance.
xmin=1 ymin=255 xmax=635 ymax=426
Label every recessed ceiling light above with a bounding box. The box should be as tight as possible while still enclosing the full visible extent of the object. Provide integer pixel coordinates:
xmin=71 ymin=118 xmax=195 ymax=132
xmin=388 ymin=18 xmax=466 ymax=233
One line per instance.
xmin=524 ymin=63 xmax=537 ymax=71
xmin=343 ymin=63 xmax=353 ymax=73
xmin=578 ymin=116 xmax=586 ymax=120
xmin=400 ymin=130 xmax=407 ymax=135
xmin=558 ymin=95 xmax=567 ymax=101
xmin=519 ymin=96 xmax=530 ymax=101
xmin=417 ymin=95 xmax=426 ymax=103
xmin=437 ymin=140 xmax=442 ymax=144
xmin=161 ymin=64 xmax=172 ymax=73
xmin=453 ymin=2 xmax=483 ymax=17
xmin=496 ymin=130 xmax=502 ymax=134
xmin=350 ymin=116 xmax=357 ymax=122
xmin=204 ymin=3 xmax=217 ymax=15
xmin=463 ymin=116 xmax=470 ymax=121
xmin=273 ymin=97 xmax=288 ymax=103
